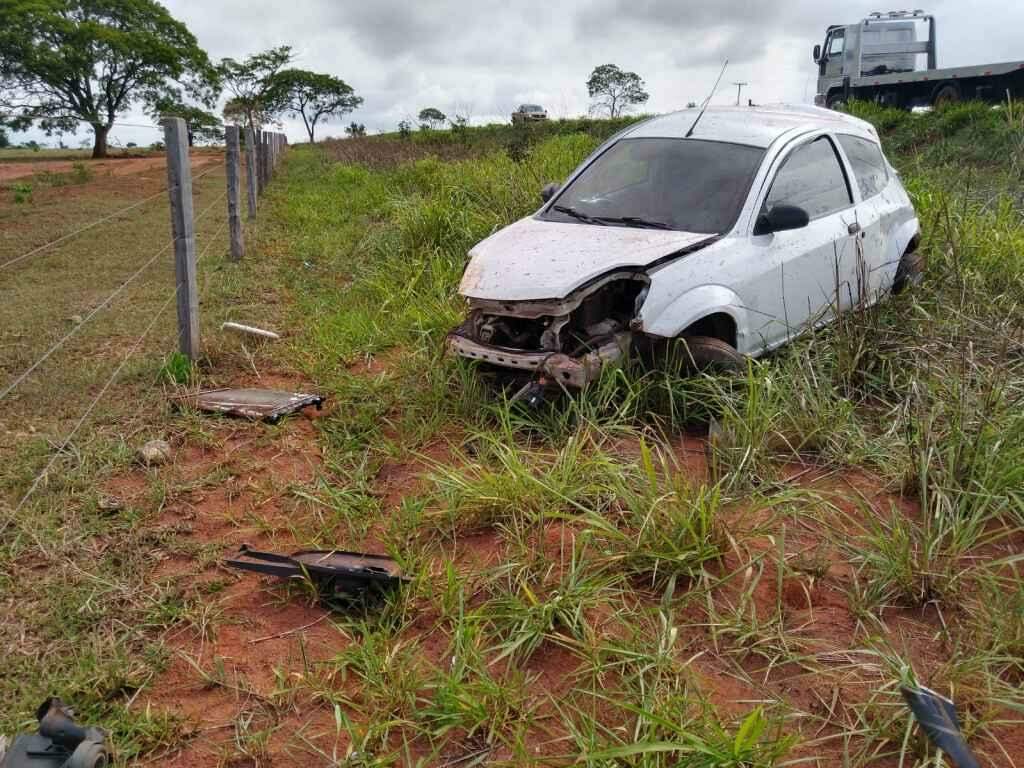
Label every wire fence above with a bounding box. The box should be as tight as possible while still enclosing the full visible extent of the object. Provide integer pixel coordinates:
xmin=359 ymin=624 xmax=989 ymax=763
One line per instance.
xmin=0 ymin=118 xmax=289 ymax=526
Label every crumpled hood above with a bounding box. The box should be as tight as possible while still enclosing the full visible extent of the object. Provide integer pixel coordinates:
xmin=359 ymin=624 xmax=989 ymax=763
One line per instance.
xmin=459 ymin=216 xmax=716 ymax=301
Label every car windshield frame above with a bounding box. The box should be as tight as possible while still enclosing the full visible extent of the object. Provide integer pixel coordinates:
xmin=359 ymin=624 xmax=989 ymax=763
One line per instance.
xmin=542 ymin=137 xmax=766 ymax=235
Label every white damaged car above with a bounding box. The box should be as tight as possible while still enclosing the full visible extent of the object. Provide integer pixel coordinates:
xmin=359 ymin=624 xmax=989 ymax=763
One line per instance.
xmin=447 ymin=105 xmax=921 ymax=388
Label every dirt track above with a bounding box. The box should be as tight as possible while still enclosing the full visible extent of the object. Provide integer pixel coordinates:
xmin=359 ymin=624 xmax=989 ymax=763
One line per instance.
xmin=0 ymin=153 xmax=221 ymax=183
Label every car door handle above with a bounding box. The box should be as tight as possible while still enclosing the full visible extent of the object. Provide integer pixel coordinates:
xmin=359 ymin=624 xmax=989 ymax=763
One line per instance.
xmin=848 ymin=222 xmax=862 ymax=235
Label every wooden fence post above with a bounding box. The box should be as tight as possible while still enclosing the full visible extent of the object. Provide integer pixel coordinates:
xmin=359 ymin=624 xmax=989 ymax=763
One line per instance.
xmin=162 ymin=117 xmax=199 ymax=361
xmin=225 ymin=125 xmax=244 ymax=262
xmin=245 ymin=126 xmax=257 ymax=220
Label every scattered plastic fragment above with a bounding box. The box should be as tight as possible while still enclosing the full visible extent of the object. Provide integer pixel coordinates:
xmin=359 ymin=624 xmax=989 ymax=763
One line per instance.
xmin=225 ymin=544 xmax=407 ymax=600
xmin=901 ymin=685 xmax=980 ymax=768
xmin=0 ymin=698 xmax=110 ymax=768
xmin=179 ymin=388 xmax=324 ymax=423
xmin=221 ymin=322 xmax=281 ymax=340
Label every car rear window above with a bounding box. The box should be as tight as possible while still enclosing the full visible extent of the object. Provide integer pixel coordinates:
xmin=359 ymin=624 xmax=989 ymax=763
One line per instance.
xmin=544 ymin=138 xmax=765 ymax=234
xmin=837 ymin=134 xmax=889 ymax=199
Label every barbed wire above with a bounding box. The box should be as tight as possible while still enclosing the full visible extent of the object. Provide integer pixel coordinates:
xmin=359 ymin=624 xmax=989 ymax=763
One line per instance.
xmin=0 ymin=187 xmax=171 ymax=271
xmin=0 ymin=214 xmax=231 ymax=548
xmin=0 ymin=164 xmax=225 ymax=273
xmin=3 ymin=114 xmax=189 ymax=132
xmin=0 ymin=189 xmax=228 ymax=403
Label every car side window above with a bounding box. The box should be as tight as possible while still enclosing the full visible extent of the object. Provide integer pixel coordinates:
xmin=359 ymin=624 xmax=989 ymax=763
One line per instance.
xmin=764 ymin=136 xmax=852 ymax=220
xmin=837 ymin=134 xmax=889 ymax=199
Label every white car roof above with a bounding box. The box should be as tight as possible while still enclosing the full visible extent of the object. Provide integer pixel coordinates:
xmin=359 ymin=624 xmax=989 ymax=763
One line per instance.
xmin=623 ymin=104 xmax=879 ymax=148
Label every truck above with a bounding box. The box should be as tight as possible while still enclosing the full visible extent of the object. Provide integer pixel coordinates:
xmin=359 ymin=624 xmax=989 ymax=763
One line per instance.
xmin=813 ymin=10 xmax=1024 ymax=110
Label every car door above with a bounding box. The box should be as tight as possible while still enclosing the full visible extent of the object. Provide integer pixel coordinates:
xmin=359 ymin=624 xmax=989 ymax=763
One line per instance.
xmin=823 ymin=28 xmax=846 ymax=80
xmin=836 ymin=133 xmax=896 ymax=301
xmin=746 ymin=134 xmax=858 ymax=348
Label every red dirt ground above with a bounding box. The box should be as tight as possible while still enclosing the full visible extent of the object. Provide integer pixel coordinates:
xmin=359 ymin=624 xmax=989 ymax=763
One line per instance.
xmin=110 ymin=359 xmax=1022 ymax=766
xmin=0 ymin=152 xmax=221 ymax=183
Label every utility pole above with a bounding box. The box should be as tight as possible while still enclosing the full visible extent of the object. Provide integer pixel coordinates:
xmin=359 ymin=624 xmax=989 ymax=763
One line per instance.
xmin=732 ymin=82 xmax=748 ymax=106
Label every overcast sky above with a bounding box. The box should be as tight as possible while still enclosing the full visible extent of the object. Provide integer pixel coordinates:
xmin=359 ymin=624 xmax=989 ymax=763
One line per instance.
xmin=12 ymin=0 xmax=1024 ymax=147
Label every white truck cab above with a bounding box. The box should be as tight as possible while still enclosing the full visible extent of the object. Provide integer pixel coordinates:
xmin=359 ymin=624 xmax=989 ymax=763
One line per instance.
xmin=814 ymin=10 xmax=1024 ymax=109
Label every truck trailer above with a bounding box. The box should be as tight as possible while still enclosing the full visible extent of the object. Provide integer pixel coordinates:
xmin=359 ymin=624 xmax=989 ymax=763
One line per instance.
xmin=813 ymin=10 xmax=1024 ymax=110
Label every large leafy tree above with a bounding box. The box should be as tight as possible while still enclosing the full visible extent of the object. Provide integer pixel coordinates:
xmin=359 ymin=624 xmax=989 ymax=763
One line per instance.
xmin=217 ymin=46 xmax=292 ymax=136
xmin=0 ymin=0 xmax=218 ymax=158
xmin=586 ymin=64 xmax=649 ymax=118
xmin=266 ymin=69 xmax=362 ymax=143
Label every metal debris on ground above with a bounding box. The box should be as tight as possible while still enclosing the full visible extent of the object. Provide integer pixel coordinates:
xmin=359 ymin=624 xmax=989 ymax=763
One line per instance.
xmin=220 ymin=322 xmax=281 ymax=340
xmin=225 ymin=544 xmax=407 ymax=600
xmin=182 ymin=388 xmax=324 ymax=423
xmin=0 ymin=698 xmax=110 ymax=768
xmin=900 ymin=685 xmax=979 ymax=768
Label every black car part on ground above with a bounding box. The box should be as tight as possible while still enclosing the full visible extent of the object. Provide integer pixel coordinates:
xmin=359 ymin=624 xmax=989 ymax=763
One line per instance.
xmin=900 ymin=685 xmax=980 ymax=768
xmin=0 ymin=698 xmax=109 ymax=768
xmin=224 ymin=544 xmax=407 ymax=599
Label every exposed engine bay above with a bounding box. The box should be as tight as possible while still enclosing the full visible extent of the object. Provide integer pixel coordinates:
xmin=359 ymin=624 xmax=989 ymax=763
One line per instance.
xmin=446 ymin=272 xmax=648 ymax=388
xmin=464 ymin=274 xmax=647 ymax=355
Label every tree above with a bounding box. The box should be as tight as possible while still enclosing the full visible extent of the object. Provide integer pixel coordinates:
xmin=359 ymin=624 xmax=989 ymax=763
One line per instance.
xmin=223 ymin=97 xmax=274 ymax=133
xmin=418 ymin=107 xmax=446 ymax=130
xmin=0 ymin=127 xmax=8 ymax=149
xmin=218 ymin=46 xmax=292 ymax=136
xmin=0 ymin=0 xmax=218 ymax=158
xmin=397 ymin=120 xmax=412 ymax=139
xmin=344 ymin=121 xmax=366 ymax=138
xmin=267 ymin=69 xmax=362 ymax=143
xmin=149 ymin=95 xmax=223 ymax=146
xmin=586 ymin=64 xmax=649 ymax=118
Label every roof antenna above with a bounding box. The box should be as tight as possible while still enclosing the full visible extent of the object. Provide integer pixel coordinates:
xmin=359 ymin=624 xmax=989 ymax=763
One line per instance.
xmin=685 ymin=59 xmax=729 ymax=138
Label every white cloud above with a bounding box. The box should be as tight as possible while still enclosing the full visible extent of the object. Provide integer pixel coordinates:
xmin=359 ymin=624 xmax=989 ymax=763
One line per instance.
xmin=10 ymin=0 xmax=1024 ymax=146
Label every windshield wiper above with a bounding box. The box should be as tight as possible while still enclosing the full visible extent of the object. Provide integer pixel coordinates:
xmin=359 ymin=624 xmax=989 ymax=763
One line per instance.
xmin=594 ymin=215 xmax=674 ymax=230
xmin=552 ymin=205 xmax=605 ymax=225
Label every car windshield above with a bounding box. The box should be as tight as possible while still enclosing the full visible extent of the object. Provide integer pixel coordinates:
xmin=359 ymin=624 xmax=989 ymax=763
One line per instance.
xmin=544 ymin=138 xmax=765 ymax=233
xmin=522 ymin=104 xmax=543 ymax=111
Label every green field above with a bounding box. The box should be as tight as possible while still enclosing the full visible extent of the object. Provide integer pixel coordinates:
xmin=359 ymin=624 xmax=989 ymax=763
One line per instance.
xmin=2 ymin=106 xmax=1023 ymax=767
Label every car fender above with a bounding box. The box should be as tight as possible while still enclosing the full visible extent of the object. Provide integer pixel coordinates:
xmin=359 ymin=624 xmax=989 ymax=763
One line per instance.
xmin=891 ymin=215 xmax=920 ymax=263
xmin=639 ymin=284 xmax=749 ymax=348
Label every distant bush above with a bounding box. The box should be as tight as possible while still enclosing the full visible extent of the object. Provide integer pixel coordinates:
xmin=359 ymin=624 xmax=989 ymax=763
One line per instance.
xmin=12 ymin=182 xmax=33 ymax=203
xmin=71 ymin=162 xmax=92 ymax=184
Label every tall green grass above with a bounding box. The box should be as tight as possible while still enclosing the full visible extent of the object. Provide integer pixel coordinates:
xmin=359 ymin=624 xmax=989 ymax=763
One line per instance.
xmin=258 ymin=103 xmax=1024 ymax=765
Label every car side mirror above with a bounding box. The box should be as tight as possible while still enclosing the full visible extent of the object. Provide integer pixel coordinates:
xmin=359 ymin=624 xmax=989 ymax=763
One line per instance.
xmin=754 ymin=204 xmax=810 ymax=236
xmin=813 ymin=44 xmax=821 ymax=63
xmin=540 ymin=182 xmax=559 ymax=203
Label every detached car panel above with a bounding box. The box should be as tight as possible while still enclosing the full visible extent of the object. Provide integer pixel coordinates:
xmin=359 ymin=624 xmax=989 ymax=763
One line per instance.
xmin=448 ymin=105 xmax=921 ymax=385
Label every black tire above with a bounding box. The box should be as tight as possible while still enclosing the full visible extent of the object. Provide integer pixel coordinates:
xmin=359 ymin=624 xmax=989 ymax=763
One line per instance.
xmin=676 ymin=335 xmax=746 ymax=373
xmin=826 ymin=93 xmax=847 ymax=111
xmin=932 ymin=83 xmax=961 ymax=109
xmin=893 ymin=248 xmax=925 ymax=294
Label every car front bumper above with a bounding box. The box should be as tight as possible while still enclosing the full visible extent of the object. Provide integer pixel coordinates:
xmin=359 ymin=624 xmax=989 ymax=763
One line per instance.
xmin=445 ymin=328 xmax=630 ymax=388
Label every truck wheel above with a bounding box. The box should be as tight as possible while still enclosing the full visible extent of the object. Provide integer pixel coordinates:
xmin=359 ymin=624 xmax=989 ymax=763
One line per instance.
xmin=826 ymin=93 xmax=847 ymax=110
xmin=932 ymin=84 xmax=961 ymax=109
xmin=893 ymin=247 xmax=925 ymax=294
xmin=676 ymin=335 xmax=746 ymax=373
